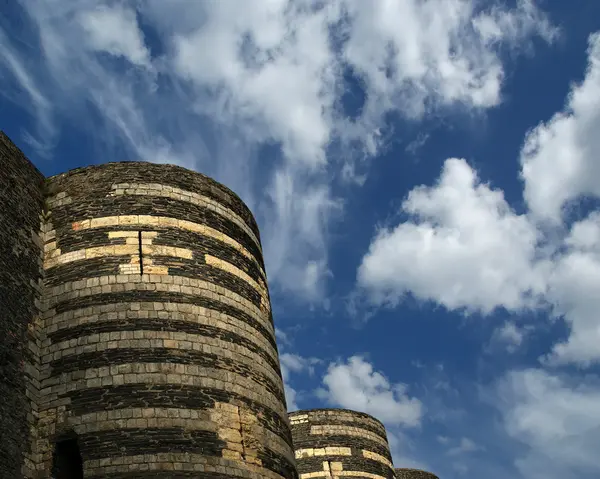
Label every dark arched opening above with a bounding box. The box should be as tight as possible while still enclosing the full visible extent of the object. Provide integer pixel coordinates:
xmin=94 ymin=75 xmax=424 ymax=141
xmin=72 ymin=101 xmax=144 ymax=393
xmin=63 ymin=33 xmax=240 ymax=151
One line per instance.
xmin=50 ymin=435 xmax=84 ymax=479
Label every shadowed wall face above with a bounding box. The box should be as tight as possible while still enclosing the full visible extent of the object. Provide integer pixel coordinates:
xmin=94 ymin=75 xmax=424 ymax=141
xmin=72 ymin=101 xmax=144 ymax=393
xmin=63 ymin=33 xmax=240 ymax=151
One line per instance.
xmin=289 ymin=409 xmax=396 ymax=479
xmin=38 ymin=162 xmax=297 ymax=479
xmin=394 ymin=468 xmax=439 ymax=479
xmin=0 ymin=133 xmax=45 ymax=479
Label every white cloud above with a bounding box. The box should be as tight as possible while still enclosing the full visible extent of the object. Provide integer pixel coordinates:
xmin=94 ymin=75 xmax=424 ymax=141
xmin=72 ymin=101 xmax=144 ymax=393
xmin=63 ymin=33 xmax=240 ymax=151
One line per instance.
xmin=280 ymin=352 xmax=321 ymax=411
xmin=496 ymin=369 xmax=600 ymax=478
xmin=520 ymin=33 xmax=600 ymax=223
xmin=543 ymin=212 xmax=600 ymax=366
xmin=317 ymin=355 xmax=423 ymax=427
xmin=357 ymin=31 xmax=600 ymax=366
xmin=488 ymin=321 xmax=532 ymax=353
xmin=2 ymin=0 xmax=555 ymax=301
xmin=357 ymin=158 xmax=548 ymax=314
xmin=447 ymin=437 xmax=483 ymax=456
xmin=77 ymin=4 xmax=151 ymax=68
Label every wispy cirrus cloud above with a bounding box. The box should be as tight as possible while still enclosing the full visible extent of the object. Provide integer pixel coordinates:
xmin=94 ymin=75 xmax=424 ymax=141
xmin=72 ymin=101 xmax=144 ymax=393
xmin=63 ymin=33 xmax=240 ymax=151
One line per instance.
xmin=0 ymin=0 xmax=555 ymax=301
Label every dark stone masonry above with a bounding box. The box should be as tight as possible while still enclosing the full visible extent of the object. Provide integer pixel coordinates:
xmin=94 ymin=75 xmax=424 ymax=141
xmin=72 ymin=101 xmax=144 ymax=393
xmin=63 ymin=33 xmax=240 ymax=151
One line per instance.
xmin=0 ymin=131 xmax=440 ymax=479
xmin=289 ymin=409 xmax=396 ymax=479
xmin=395 ymin=469 xmax=440 ymax=479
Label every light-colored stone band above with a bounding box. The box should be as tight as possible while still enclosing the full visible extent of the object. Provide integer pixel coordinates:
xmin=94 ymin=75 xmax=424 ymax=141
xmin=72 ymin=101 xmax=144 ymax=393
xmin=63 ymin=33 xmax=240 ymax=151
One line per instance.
xmin=362 ymin=449 xmax=394 ymax=469
xmin=68 ymin=214 xmax=265 ymax=279
xmin=109 ymin=182 xmax=262 ymax=252
xmin=310 ymin=425 xmax=389 ymax=448
xmin=40 ymin=363 xmax=287 ymax=417
xmin=45 ymin=274 xmax=274 ymax=337
xmin=45 ymin=331 xmax=283 ymax=391
xmin=44 ymin=302 xmax=279 ymax=364
xmin=84 ymin=452 xmax=286 ymax=479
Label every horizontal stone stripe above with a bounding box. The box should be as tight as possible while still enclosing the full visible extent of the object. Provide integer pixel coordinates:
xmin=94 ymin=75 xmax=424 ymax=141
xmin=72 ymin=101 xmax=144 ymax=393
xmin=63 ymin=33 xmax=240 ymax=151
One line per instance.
xmin=46 ymin=331 xmax=283 ymax=386
xmin=69 ymin=406 xmax=292 ymax=464
xmin=295 ymin=447 xmax=352 ymax=459
xmin=362 ymin=449 xmax=394 ymax=469
xmin=84 ymin=453 xmax=290 ymax=479
xmin=47 ymin=317 xmax=280 ymax=374
xmin=150 ymin=257 xmax=264 ymax=308
xmin=109 ymin=182 xmax=262 ymax=252
xmin=297 ymin=455 xmax=392 ymax=477
xmin=152 ymin=227 xmax=266 ymax=283
xmin=44 ymin=243 xmax=193 ymax=269
xmin=293 ymin=419 xmax=388 ymax=439
xmin=46 ymin=251 xmax=265 ymax=308
xmin=310 ymin=425 xmax=389 ymax=448
xmin=63 ymin=384 xmax=293 ymax=447
xmin=47 ymin=290 xmax=275 ymax=351
xmin=78 ymin=427 xmax=224 ymax=459
xmin=300 ymin=472 xmax=387 ymax=479
xmin=53 ymin=225 xmax=266 ymax=283
xmin=291 ymin=437 xmax=392 ymax=463
xmin=77 ymin=427 xmax=296 ymax=479
xmin=290 ymin=410 xmax=387 ymax=437
xmin=45 ymin=302 xmax=278 ymax=362
xmin=41 ymin=363 xmax=287 ymax=418
xmin=45 ymin=256 xmax=123 ymax=286
xmin=54 ymin=194 xmax=264 ymax=268
xmin=47 ymin=347 xmax=286 ymax=403
xmin=297 ymin=457 xmax=392 ymax=479
xmin=46 ymin=273 xmax=274 ymax=334
xmin=205 ymin=254 xmax=268 ymax=303
xmin=46 ymin=161 xmax=261 ymax=237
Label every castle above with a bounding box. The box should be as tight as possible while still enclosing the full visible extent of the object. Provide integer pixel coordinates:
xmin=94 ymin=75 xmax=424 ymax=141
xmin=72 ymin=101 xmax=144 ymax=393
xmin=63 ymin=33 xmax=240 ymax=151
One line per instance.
xmin=0 ymin=132 xmax=438 ymax=479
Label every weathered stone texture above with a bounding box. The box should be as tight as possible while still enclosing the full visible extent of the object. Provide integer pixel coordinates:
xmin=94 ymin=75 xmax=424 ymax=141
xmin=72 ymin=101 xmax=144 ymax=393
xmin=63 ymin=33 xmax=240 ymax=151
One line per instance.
xmin=394 ymin=468 xmax=439 ymax=479
xmin=290 ymin=409 xmax=395 ymax=479
xmin=0 ymin=132 xmax=45 ymax=479
xmin=2 ymin=136 xmax=444 ymax=479
xmin=35 ymin=162 xmax=295 ymax=478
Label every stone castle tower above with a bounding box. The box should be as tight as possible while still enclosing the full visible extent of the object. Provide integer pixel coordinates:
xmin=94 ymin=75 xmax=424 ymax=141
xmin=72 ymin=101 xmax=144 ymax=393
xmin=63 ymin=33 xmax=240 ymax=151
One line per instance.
xmin=0 ymin=131 xmax=439 ymax=479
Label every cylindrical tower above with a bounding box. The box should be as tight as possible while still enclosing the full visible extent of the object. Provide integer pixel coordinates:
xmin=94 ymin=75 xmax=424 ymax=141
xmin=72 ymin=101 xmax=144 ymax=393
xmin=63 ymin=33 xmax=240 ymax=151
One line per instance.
xmin=38 ymin=162 xmax=297 ymax=479
xmin=395 ymin=469 xmax=439 ymax=479
xmin=289 ymin=408 xmax=395 ymax=479
xmin=0 ymin=132 xmax=45 ymax=479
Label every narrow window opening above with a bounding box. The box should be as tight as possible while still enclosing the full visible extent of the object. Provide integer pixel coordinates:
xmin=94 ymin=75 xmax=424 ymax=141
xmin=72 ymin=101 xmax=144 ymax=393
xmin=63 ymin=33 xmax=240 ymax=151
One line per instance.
xmin=50 ymin=438 xmax=84 ymax=479
xmin=138 ymin=230 xmax=144 ymax=276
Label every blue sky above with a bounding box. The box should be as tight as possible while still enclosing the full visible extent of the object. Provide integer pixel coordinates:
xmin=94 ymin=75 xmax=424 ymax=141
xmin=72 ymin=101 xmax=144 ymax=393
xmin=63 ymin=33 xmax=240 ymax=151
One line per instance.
xmin=1 ymin=1 xmax=600 ymax=478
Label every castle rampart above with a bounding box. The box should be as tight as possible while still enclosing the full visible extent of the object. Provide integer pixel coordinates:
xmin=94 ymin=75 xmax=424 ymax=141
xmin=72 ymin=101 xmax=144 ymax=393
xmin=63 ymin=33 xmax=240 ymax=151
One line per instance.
xmin=394 ymin=469 xmax=439 ymax=479
xmin=0 ymin=132 xmax=442 ymax=479
xmin=0 ymin=132 xmax=45 ymax=479
xmin=38 ymin=161 xmax=295 ymax=478
xmin=289 ymin=408 xmax=395 ymax=479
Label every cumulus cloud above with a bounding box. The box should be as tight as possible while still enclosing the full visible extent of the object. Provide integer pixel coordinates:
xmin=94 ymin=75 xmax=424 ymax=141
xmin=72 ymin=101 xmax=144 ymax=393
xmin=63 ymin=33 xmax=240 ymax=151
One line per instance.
xmin=77 ymin=4 xmax=152 ymax=68
xmin=279 ymin=352 xmax=321 ymax=411
xmin=357 ymin=158 xmax=548 ymax=314
xmin=317 ymin=355 xmax=423 ymax=427
xmin=488 ymin=321 xmax=533 ymax=353
xmin=496 ymin=369 xmax=600 ymax=478
xmin=357 ymin=31 xmax=600 ymax=367
xmin=521 ymin=33 xmax=600 ymax=223
xmin=446 ymin=437 xmax=483 ymax=456
xmin=0 ymin=0 xmax=555 ymax=300
xmin=543 ymin=212 xmax=600 ymax=366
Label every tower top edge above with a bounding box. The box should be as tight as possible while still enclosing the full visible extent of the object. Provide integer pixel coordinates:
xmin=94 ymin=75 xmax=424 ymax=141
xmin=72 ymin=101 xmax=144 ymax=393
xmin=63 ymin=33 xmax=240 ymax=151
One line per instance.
xmin=289 ymin=408 xmax=388 ymax=429
xmin=46 ymin=160 xmax=260 ymax=236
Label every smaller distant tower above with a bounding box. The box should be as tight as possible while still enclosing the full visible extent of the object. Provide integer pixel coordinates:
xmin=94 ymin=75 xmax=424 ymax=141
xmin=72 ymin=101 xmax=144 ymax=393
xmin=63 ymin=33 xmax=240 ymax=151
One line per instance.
xmin=395 ymin=468 xmax=440 ymax=479
xmin=289 ymin=408 xmax=395 ymax=479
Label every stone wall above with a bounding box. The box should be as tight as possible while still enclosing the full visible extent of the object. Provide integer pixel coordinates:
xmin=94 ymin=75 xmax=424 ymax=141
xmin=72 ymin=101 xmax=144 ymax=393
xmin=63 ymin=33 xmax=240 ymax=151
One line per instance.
xmin=0 ymin=132 xmax=45 ymax=479
xmin=289 ymin=409 xmax=395 ymax=479
xmin=37 ymin=162 xmax=296 ymax=478
xmin=394 ymin=469 xmax=439 ymax=479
